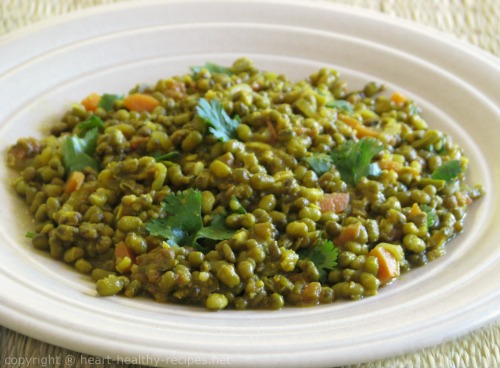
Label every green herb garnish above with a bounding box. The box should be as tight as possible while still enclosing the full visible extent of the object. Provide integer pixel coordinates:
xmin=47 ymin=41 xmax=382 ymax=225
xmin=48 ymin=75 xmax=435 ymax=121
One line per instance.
xmin=25 ymin=231 xmax=37 ymax=239
xmin=78 ymin=115 xmax=104 ymax=134
xmin=430 ymin=160 xmax=462 ymax=182
xmin=299 ymin=239 xmax=339 ymax=282
xmin=196 ymin=98 xmax=240 ymax=142
xmin=146 ymin=189 xmax=235 ymax=251
xmin=420 ymin=205 xmax=439 ymax=228
xmin=229 ymin=195 xmax=246 ymax=214
xmin=190 ymin=62 xmax=233 ymax=78
xmin=98 ymin=93 xmax=123 ymax=112
xmin=303 ymin=153 xmax=333 ymax=176
xmin=62 ymin=128 xmax=100 ymax=175
xmin=153 ymin=151 xmax=180 ymax=162
xmin=326 ymin=100 xmax=354 ymax=114
xmin=330 ymin=137 xmax=383 ymax=186
xmin=304 ymin=138 xmax=383 ymax=184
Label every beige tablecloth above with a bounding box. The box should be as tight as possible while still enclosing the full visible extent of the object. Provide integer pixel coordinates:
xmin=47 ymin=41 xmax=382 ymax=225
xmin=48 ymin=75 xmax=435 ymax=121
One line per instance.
xmin=1 ymin=0 xmax=499 ymax=367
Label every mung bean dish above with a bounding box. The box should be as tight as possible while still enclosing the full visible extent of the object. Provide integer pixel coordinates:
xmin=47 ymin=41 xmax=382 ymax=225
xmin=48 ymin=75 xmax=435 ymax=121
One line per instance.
xmin=7 ymin=58 xmax=484 ymax=310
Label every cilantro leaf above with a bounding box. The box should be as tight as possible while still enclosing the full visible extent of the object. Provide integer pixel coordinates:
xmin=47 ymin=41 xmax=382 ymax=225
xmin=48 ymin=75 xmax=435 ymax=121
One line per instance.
xmin=62 ymin=128 xmax=100 ymax=174
xmin=303 ymin=153 xmax=333 ymax=176
xmin=298 ymin=239 xmax=339 ymax=282
xmin=195 ymin=214 xmax=235 ymax=243
xmin=430 ymin=160 xmax=462 ymax=182
xmin=196 ymin=98 xmax=240 ymax=142
xmin=330 ymin=137 xmax=383 ymax=186
xmin=229 ymin=195 xmax=247 ymax=214
xmin=153 ymin=151 xmax=180 ymax=162
xmin=147 ymin=220 xmax=188 ymax=247
xmin=145 ymin=189 xmax=235 ymax=250
xmin=25 ymin=231 xmax=37 ymax=239
xmin=98 ymin=93 xmax=123 ymax=111
xmin=190 ymin=62 xmax=233 ymax=78
xmin=420 ymin=205 xmax=439 ymax=228
xmin=78 ymin=115 xmax=104 ymax=134
xmin=326 ymin=100 xmax=354 ymax=114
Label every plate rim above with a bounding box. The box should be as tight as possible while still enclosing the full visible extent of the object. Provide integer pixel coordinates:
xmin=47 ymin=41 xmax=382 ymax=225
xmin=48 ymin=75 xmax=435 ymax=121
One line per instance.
xmin=1 ymin=1 xmax=499 ymax=366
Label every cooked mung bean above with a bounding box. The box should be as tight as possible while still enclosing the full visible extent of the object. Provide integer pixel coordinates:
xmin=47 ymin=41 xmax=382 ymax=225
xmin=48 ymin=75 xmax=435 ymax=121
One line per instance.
xmin=7 ymin=58 xmax=483 ymax=310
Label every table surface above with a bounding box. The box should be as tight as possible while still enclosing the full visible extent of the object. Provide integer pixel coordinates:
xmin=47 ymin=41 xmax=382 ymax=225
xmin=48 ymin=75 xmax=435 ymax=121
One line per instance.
xmin=1 ymin=0 xmax=499 ymax=367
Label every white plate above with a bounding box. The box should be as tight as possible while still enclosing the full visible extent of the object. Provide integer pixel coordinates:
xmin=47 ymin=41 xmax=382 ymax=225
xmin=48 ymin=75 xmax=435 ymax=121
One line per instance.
xmin=1 ymin=1 xmax=499 ymax=366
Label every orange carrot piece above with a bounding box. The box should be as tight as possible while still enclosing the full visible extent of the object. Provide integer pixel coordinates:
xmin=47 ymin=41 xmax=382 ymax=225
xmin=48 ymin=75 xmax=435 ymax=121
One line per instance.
xmin=114 ymin=241 xmax=135 ymax=273
xmin=368 ymin=246 xmax=400 ymax=284
xmin=320 ymin=193 xmax=350 ymax=213
xmin=409 ymin=202 xmax=422 ymax=218
xmin=378 ymin=160 xmax=403 ymax=172
xmin=65 ymin=171 xmax=85 ymax=194
xmin=123 ymin=93 xmax=160 ymax=112
xmin=353 ymin=123 xmax=380 ymax=138
xmin=390 ymin=92 xmax=407 ymax=105
xmin=129 ymin=136 xmax=149 ymax=150
xmin=81 ymin=93 xmax=101 ymax=111
xmin=265 ymin=120 xmax=278 ymax=141
xmin=336 ymin=222 xmax=363 ymax=246
xmin=115 ymin=241 xmax=134 ymax=260
xmin=339 ymin=114 xmax=379 ymax=139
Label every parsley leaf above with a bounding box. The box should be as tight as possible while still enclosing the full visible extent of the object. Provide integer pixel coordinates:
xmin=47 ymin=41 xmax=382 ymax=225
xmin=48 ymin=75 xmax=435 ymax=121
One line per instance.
xmin=145 ymin=188 xmax=235 ymax=250
xmin=196 ymin=98 xmax=240 ymax=142
xmin=330 ymin=137 xmax=383 ymax=186
xmin=190 ymin=62 xmax=233 ymax=78
xmin=303 ymin=153 xmax=333 ymax=176
xmin=326 ymin=100 xmax=354 ymax=114
xmin=78 ymin=115 xmax=104 ymax=134
xmin=298 ymin=239 xmax=339 ymax=282
xmin=98 ymin=93 xmax=123 ymax=111
xmin=62 ymin=128 xmax=100 ymax=175
xmin=430 ymin=160 xmax=462 ymax=182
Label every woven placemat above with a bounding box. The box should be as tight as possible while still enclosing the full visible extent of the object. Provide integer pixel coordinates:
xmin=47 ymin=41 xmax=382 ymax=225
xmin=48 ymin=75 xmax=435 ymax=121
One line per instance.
xmin=1 ymin=1 xmax=499 ymax=367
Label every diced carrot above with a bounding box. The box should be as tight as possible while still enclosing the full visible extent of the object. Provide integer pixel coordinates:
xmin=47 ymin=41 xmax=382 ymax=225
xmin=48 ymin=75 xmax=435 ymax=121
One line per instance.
xmin=378 ymin=159 xmax=403 ymax=172
xmin=409 ymin=202 xmax=422 ymax=218
xmin=320 ymin=192 xmax=350 ymax=213
xmin=65 ymin=171 xmax=85 ymax=194
xmin=114 ymin=241 xmax=135 ymax=273
xmin=115 ymin=241 xmax=134 ymax=259
xmin=129 ymin=136 xmax=149 ymax=150
xmin=390 ymin=92 xmax=407 ymax=105
xmin=339 ymin=114 xmax=379 ymax=139
xmin=81 ymin=93 xmax=101 ymax=111
xmin=265 ymin=120 xmax=278 ymax=141
xmin=353 ymin=123 xmax=380 ymax=138
xmin=336 ymin=222 xmax=363 ymax=246
xmin=123 ymin=93 xmax=160 ymax=112
xmin=368 ymin=246 xmax=400 ymax=284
